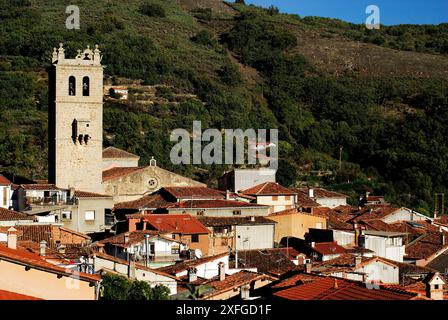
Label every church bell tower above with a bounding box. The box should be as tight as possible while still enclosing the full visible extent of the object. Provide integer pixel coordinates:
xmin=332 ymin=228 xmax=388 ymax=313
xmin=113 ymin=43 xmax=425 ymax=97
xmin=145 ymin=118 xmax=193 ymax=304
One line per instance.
xmin=48 ymin=43 xmax=104 ymax=193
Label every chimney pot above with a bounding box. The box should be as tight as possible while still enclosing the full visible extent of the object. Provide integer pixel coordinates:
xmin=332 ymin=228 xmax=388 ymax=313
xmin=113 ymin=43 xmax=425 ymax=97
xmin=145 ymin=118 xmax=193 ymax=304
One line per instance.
xmin=308 ymin=188 xmax=314 ymax=198
xmin=39 ymin=240 xmax=47 ymax=256
xmin=218 ymin=262 xmax=226 ymax=281
xmin=311 ymin=242 xmax=315 ymax=248
xmin=355 ymin=256 xmax=362 ymax=268
xmin=124 ymin=232 xmax=130 ymax=243
xmin=305 ymin=262 xmax=312 ymax=273
xmin=188 ymin=267 xmax=197 ymax=283
xmin=7 ymin=227 xmax=18 ymax=250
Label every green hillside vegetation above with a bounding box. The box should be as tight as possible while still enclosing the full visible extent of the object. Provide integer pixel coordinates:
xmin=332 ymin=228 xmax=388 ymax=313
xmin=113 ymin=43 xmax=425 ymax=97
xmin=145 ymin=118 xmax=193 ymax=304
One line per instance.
xmin=1 ymin=0 xmax=448 ymax=215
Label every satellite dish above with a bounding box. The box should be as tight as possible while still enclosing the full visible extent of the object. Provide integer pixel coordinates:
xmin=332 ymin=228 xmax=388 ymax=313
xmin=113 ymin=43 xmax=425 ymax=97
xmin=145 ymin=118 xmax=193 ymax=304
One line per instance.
xmin=195 ymin=249 xmax=203 ymax=259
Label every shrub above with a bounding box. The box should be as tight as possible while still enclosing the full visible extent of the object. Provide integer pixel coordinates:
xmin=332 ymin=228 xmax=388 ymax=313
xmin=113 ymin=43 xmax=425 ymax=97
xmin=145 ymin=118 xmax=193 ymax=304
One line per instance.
xmin=139 ymin=2 xmax=166 ymax=17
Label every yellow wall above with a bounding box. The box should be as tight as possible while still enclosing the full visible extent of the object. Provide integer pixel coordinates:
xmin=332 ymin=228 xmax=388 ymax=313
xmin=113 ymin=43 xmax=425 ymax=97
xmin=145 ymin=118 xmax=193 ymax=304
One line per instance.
xmin=0 ymin=260 xmax=96 ymax=300
xmin=267 ymin=212 xmax=327 ymax=242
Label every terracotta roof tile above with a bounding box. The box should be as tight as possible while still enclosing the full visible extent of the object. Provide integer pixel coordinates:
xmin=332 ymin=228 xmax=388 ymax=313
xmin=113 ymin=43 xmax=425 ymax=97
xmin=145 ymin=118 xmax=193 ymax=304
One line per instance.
xmin=0 ymin=208 xmax=34 ymax=221
xmin=19 ymin=184 xmax=61 ymax=191
xmin=115 ymin=194 xmax=173 ymax=210
xmin=0 ymin=244 xmax=100 ymax=282
xmin=312 ymin=242 xmax=346 ymax=256
xmin=406 ymin=232 xmax=448 ymax=260
xmin=144 ymin=214 xmax=209 ymax=234
xmin=297 ymin=188 xmax=348 ymax=199
xmin=0 ymin=289 xmax=42 ymax=300
xmin=158 ymin=253 xmax=228 ymax=275
xmin=0 ymin=174 xmax=12 ymax=185
xmin=273 ymin=276 xmax=417 ymax=300
xmin=103 ymin=147 xmax=139 ymax=159
xmin=163 ymin=187 xmax=225 ymax=200
xmin=99 ymin=230 xmax=168 ymax=247
xmin=198 ymin=216 xmax=275 ymax=227
xmin=74 ymin=190 xmax=112 ymax=198
xmin=102 ymin=167 xmax=145 ymax=182
xmin=241 ymin=182 xmax=297 ymax=196
xmin=202 ymin=271 xmax=273 ymax=297
xmin=168 ymin=199 xmax=269 ymax=209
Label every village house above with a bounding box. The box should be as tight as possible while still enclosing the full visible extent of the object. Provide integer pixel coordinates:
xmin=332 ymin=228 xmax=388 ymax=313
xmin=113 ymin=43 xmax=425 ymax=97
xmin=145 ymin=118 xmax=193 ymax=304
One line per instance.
xmin=197 ymin=216 xmax=276 ymax=255
xmin=0 ymin=207 xmax=35 ymax=226
xmin=92 ymin=252 xmax=179 ymax=295
xmin=240 ymin=182 xmax=298 ymax=214
xmin=166 ymin=199 xmax=270 ymax=217
xmin=405 ymin=231 xmax=448 ymax=266
xmin=0 ymin=228 xmax=100 ymax=300
xmin=266 ymin=208 xmax=327 ymax=243
xmin=0 ymin=174 xmax=12 ymax=210
xmin=130 ymin=214 xmax=210 ymax=257
xmin=99 ymin=230 xmax=187 ymax=268
xmin=108 ymin=86 xmax=129 ymax=100
xmin=158 ymin=252 xmax=229 ymax=280
xmin=297 ymin=188 xmax=348 ymax=208
xmin=218 ymin=168 xmax=277 ymax=192
xmin=13 ymin=184 xmax=114 ymax=235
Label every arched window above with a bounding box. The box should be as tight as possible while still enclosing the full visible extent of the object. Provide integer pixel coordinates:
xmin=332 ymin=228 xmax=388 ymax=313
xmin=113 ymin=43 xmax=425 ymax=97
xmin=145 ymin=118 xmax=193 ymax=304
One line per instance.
xmin=68 ymin=76 xmax=76 ymax=96
xmin=82 ymin=76 xmax=90 ymax=96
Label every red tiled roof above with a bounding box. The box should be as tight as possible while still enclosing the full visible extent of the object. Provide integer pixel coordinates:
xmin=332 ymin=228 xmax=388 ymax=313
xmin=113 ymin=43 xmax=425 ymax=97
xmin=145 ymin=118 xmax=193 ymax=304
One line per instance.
xmin=406 ymin=232 xmax=448 ymax=260
xmin=99 ymin=230 xmax=169 ymax=247
xmin=0 ymin=208 xmax=34 ymax=221
xmin=297 ymin=188 xmax=348 ymax=199
xmin=144 ymin=214 xmax=209 ymax=234
xmin=158 ymin=253 xmax=228 ymax=275
xmin=202 ymin=271 xmax=273 ymax=298
xmin=273 ymin=276 xmax=417 ymax=300
xmin=74 ymin=190 xmax=112 ymax=198
xmin=0 ymin=244 xmax=100 ymax=282
xmin=103 ymin=147 xmax=139 ymax=159
xmin=20 ymin=184 xmax=61 ymax=191
xmin=0 ymin=174 xmax=11 ymax=185
xmin=1 ymin=225 xmax=90 ymax=244
xmin=351 ymin=206 xmax=401 ymax=222
xmin=102 ymin=167 xmax=145 ymax=181
xmin=293 ymin=189 xmax=320 ymax=207
xmin=163 ymin=187 xmax=225 ymax=200
xmin=168 ymin=199 xmax=268 ymax=209
xmin=197 ymin=216 xmax=276 ymax=227
xmin=0 ymin=289 xmax=42 ymax=300
xmin=114 ymin=194 xmax=173 ymax=210
xmin=240 ymin=182 xmax=297 ymax=196
xmin=312 ymin=242 xmax=346 ymax=256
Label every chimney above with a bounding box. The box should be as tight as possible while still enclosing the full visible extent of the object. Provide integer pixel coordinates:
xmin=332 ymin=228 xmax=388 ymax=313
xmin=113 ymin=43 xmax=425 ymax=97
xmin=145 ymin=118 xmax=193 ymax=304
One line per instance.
xmin=124 ymin=232 xmax=130 ymax=243
xmin=226 ymin=190 xmax=230 ymax=200
xmin=442 ymin=233 xmax=446 ymax=246
xmin=69 ymin=187 xmax=75 ymax=200
xmin=305 ymin=262 xmax=312 ymax=273
xmin=410 ymin=210 xmax=414 ymax=221
xmin=355 ymin=256 xmax=362 ymax=268
xmin=7 ymin=227 xmax=18 ymax=250
xmin=250 ymin=216 xmax=255 ymax=222
xmin=240 ymin=284 xmax=250 ymax=299
xmin=218 ymin=262 xmax=226 ymax=281
xmin=308 ymin=188 xmax=314 ymax=198
xmin=188 ymin=267 xmax=197 ymax=283
xmin=354 ymin=223 xmax=360 ymax=246
xmin=128 ymin=254 xmax=136 ymax=279
xmin=39 ymin=240 xmax=47 ymax=256
xmin=97 ymin=243 xmax=105 ymax=253
xmin=311 ymin=242 xmax=315 ymax=248
xmin=333 ymin=279 xmax=338 ymax=289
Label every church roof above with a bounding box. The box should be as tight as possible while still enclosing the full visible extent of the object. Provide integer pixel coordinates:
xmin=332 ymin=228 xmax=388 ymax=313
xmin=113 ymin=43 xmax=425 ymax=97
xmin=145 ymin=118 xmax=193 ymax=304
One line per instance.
xmin=103 ymin=147 xmax=140 ymax=159
xmin=102 ymin=167 xmax=146 ymax=182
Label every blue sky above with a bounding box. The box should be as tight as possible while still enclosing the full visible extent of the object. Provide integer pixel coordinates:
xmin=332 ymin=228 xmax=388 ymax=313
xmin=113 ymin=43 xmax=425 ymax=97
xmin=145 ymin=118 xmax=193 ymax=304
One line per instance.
xmin=245 ymin=0 xmax=448 ymax=25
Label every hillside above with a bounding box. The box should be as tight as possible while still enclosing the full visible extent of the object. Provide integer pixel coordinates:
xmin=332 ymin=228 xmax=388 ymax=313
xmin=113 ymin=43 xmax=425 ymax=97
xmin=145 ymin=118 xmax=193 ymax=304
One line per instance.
xmin=1 ymin=0 xmax=448 ymax=215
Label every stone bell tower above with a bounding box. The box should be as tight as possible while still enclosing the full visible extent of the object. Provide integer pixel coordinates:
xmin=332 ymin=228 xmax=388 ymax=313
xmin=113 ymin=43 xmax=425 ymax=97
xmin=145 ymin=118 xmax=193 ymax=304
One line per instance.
xmin=48 ymin=43 xmax=104 ymax=193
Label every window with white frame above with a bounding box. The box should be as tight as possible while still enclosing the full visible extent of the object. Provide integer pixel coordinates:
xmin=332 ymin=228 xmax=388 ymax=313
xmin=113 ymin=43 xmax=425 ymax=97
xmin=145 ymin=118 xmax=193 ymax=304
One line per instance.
xmin=62 ymin=211 xmax=72 ymax=221
xmin=85 ymin=210 xmax=95 ymax=221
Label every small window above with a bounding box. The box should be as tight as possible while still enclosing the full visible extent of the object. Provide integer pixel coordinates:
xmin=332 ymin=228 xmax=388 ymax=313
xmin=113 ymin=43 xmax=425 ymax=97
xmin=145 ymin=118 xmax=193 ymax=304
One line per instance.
xmin=191 ymin=234 xmax=199 ymax=243
xmin=69 ymin=76 xmax=76 ymax=96
xmin=272 ymin=195 xmax=278 ymax=201
xmin=82 ymin=76 xmax=90 ymax=96
xmin=233 ymin=210 xmax=241 ymax=216
xmin=434 ymin=284 xmax=439 ymax=290
xmin=62 ymin=211 xmax=72 ymax=221
xmin=85 ymin=210 xmax=95 ymax=221
xmin=197 ymin=211 xmax=204 ymax=216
